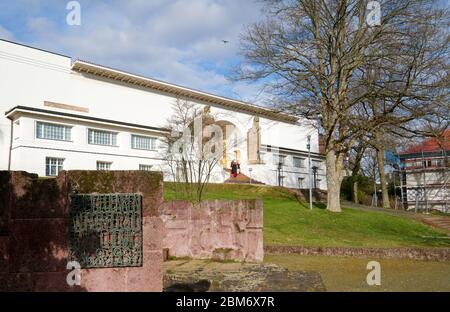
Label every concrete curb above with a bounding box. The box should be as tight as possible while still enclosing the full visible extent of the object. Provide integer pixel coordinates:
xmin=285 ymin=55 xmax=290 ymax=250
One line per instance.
xmin=265 ymin=245 xmax=450 ymax=262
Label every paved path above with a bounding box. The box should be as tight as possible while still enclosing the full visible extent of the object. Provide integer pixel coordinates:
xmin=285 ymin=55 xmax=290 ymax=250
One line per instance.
xmin=421 ymin=216 xmax=450 ymax=234
xmin=342 ymin=201 xmax=450 ymax=235
xmin=341 ymin=201 xmax=418 ymax=219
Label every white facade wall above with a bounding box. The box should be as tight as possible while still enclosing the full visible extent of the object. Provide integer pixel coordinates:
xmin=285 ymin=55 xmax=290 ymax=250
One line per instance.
xmin=406 ymin=171 xmax=447 ymax=187
xmin=0 ymin=40 xmax=326 ymax=189
xmin=9 ymin=114 xmax=165 ymax=176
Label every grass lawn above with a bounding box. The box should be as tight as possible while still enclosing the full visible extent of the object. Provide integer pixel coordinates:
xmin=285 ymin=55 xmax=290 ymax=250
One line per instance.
xmin=164 ymin=182 xmax=449 ymax=248
xmin=265 ymin=254 xmax=450 ymax=291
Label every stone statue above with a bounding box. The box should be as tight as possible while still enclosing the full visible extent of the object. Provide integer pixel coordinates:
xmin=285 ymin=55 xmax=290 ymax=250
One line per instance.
xmin=247 ymin=116 xmax=261 ymax=164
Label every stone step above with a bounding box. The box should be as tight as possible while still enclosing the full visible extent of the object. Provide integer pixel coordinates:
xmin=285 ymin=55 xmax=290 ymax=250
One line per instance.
xmin=163 ymin=260 xmax=325 ymax=292
xmin=422 ymin=217 xmax=450 ymax=233
xmin=224 ymin=171 xmax=265 ymax=185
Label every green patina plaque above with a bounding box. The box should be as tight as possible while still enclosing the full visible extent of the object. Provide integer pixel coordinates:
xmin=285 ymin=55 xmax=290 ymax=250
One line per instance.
xmin=68 ymin=193 xmax=143 ymax=268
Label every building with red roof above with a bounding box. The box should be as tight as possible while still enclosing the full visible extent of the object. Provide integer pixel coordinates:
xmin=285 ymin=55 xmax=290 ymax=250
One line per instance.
xmin=399 ymin=131 xmax=449 ymax=213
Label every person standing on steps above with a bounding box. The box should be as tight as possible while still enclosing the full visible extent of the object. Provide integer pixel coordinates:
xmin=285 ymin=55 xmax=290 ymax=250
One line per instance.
xmin=230 ymin=159 xmax=240 ymax=178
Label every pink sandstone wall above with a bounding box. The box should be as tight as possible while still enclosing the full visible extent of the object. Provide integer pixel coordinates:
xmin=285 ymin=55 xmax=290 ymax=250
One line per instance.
xmin=161 ymin=199 xmax=264 ymax=262
xmin=0 ymin=171 xmax=164 ymax=292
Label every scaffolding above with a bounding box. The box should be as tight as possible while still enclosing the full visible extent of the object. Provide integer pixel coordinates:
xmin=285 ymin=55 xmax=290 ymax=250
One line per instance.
xmin=399 ymin=149 xmax=449 ymax=214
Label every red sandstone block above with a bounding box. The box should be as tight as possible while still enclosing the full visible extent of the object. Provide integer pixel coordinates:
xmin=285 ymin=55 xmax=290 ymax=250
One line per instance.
xmin=171 ymin=201 xmax=191 ymax=215
xmin=246 ymin=200 xmax=263 ymax=229
xmin=164 ymin=219 xmax=188 ymax=230
xmin=127 ymin=250 xmax=162 ymax=292
xmin=218 ymin=209 xmax=234 ymax=226
xmin=233 ymin=231 xmax=248 ymax=249
xmin=162 ymin=199 xmax=264 ymax=262
xmin=65 ymin=171 xmax=163 ymax=217
xmin=0 ymin=273 xmax=32 ymax=291
xmin=190 ymin=204 xmax=212 ymax=224
xmin=0 ymin=172 xmax=11 ymax=234
xmin=11 ymin=172 xmax=67 ymax=219
xmin=134 ymin=173 xmax=164 ymax=217
xmin=0 ymin=236 xmax=9 ymax=273
xmin=163 ymin=233 xmax=191 ymax=257
xmin=245 ymin=229 xmax=264 ymax=262
xmin=161 ymin=201 xmax=173 ymax=215
xmin=9 ymin=219 xmax=68 ymax=273
xmin=143 ymin=216 xmax=163 ymax=251
xmin=80 ymin=268 xmax=127 ymax=292
xmin=228 ymin=249 xmax=245 ymax=261
xmin=33 ymin=272 xmax=84 ymax=292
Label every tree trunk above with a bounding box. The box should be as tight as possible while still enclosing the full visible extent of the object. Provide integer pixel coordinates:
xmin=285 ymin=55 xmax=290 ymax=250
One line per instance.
xmin=326 ymin=149 xmax=342 ymax=212
xmin=353 ymin=180 xmax=359 ymax=204
xmin=376 ymin=147 xmax=390 ymax=209
xmin=350 ymin=143 xmax=365 ymax=205
xmin=373 ymin=180 xmax=377 ymax=207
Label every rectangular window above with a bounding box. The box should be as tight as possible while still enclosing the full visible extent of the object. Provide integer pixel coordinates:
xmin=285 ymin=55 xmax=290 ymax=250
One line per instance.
xmin=36 ymin=122 xmax=72 ymax=141
xmin=293 ymin=157 xmax=305 ymax=168
xmin=88 ymin=129 xmax=117 ymax=146
xmin=97 ymin=161 xmax=112 ymax=171
xmin=45 ymin=157 xmax=64 ymax=176
xmin=131 ymin=135 xmax=156 ymax=151
xmin=139 ymin=164 xmax=153 ymax=171
xmin=273 ymin=155 xmax=286 ymax=166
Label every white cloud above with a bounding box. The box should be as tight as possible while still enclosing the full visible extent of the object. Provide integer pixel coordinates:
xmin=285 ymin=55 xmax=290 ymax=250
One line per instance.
xmin=8 ymin=0 xmax=266 ymax=102
xmin=0 ymin=25 xmax=14 ymax=40
xmin=27 ymin=16 xmax=57 ymax=34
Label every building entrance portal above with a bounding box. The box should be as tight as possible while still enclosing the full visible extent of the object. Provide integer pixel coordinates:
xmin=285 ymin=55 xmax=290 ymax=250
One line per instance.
xmin=216 ymin=120 xmax=243 ymax=169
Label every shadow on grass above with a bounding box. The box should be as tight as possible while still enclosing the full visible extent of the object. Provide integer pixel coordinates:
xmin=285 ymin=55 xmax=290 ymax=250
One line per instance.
xmin=314 ymin=202 xmax=327 ymax=209
xmin=296 ymin=200 xmax=327 ymax=210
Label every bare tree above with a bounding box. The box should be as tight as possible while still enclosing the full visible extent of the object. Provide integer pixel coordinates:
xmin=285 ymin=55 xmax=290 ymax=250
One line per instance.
xmin=353 ymin=3 xmax=449 ymax=208
xmin=345 ymin=136 xmax=369 ymax=203
xmin=360 ymin=147 xmax=380 ymax=206
xmin=238 ymin=0 xmax=448 ymax=212
xmin=162 ymin=99 xmax=223 ymax=202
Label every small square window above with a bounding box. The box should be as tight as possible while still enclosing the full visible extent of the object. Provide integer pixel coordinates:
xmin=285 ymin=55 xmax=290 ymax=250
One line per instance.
xmin=45 ymin=157 xmax=64 ymax=176
xmin=139 ymin=164 xmax=153 ymax=171
xmin=293 ymin=157 xmax=305 ymax=168
xmin=97 ymin=161 xmax=112 ymax=171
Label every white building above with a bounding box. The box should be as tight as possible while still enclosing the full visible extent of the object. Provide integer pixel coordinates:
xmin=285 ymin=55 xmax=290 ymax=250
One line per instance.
xmin=399 ymin=132 xmax=449 ymax=212
xmin=0 ymin=39 xmax=326 ymax=189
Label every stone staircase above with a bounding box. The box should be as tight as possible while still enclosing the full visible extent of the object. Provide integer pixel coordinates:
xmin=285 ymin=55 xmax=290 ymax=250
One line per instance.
xmin=223 ymin=169 xmax=265 ymax=185
xmin=421 ymin=216 xmax=450 ymax=235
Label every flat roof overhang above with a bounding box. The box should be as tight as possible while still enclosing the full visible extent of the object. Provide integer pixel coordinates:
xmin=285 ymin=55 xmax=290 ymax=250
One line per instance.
xmin=262 ymin=144 xmax=325 ymax=159
xmin=5 ymin=106 xmax=170 ymax=135
xmin=71 ymin=60 xmax=299 ymax=124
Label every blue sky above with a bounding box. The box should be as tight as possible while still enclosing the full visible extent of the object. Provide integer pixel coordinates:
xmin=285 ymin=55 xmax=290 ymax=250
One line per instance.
xmin=0 ymin=0 xmax=265 ymax=103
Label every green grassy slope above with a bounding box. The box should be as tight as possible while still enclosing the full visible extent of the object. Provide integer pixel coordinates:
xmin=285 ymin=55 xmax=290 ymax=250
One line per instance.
xmin=164 ymin=182 xmax=449 ymax=248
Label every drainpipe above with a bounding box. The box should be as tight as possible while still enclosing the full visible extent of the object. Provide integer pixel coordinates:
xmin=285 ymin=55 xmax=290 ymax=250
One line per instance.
xmin=7 ymin=117 xmax=13 ymax=171
xmin=307 ymin=135 xmax=312 ymax=210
